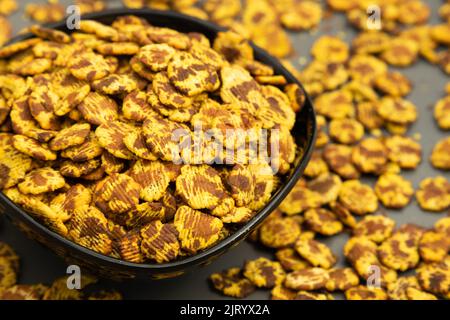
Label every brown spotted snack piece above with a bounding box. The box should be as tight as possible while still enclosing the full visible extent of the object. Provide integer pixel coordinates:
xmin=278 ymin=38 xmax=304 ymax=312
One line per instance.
xmin=311 ymin=36 xmax=349 ymax=64
xmin=95 ymin=121 xmax=135 ymax=160
xmin=243 ymin=257 xmax=285 ymax=288
xmin=279 ymin=181 xmax=322 ymax=215
xmin=96 ymin=42 xmax=139 ymax=56
xmin=351 ymin=31 xmax=390 ymax=54
xmin=143 ymin=116 xmax=185 ymax=162
xmin=275 ymin=248 xmax=311 ymax=272
xmin=417 ymin=260 xmax=449 ymax=295
xmin=0 ymin=16 xmax=12 ymax=47
xmin=0 ymin=38 xmax=41 ymax=59
xmin=0 ymin=256 xmax=17 ymax=289
xmin=259 ymin=217 xmax=301 ymax=248
xmin=434 ymin=96 xmax=450 ymax=130
xmin=280 ymin=1 xmax=322 ymax=31
xmin=129 ymin=160 xmax=169 ymax=202
xmin=220 ymin=65 xmax=268 ymax=115
xmin=210 ymin=268 xmax=255 ymax=298
xmin=416 ymin=176 xmax=450 ymax=212
xmin=329 ymin=201 xmax=357 ymax=228
xmin=284 ymin=267 xmax=329 ymax=291
xmin=168 ymin=51 xmax=220 ymax=96
xmin=430 ymin=137 xmax=450 ymax=170
xmin=374 ymin=71 xmax=412 ymax=97
xmin=385 ymin=135 xmax=422 ymax=170
xmin=25 ymin=2 xmax=65 ymax=23
xmin=304 ymin=208 xmax=343 ymax=236
xmin=59 ymin=159 xmax=100 ymax=178
xmin=49 ymin=123 xmax=90 ymax=151
xmin=118 ymin=230 xmax=143 ymax=263
xmin=418 ymin=231 xmax=449 ymax=262
xmin=123 ymin=90 xmax=157 ymax=122
xmin=303 ymin=150 xmax=329 ymax=179
xmin=123 ymin=130 xmax=157 ymax=161
xmin=137 ymin=44 xmax=176 ymax=72
xmin=381 ymin=38 xmax=419 ymax=67
xmin=140 ymin=221 xmax=180 ymax=263
xmin=284 ymin=83 xmax=305 ymax=113
xmin=356 ymin=101 xmax=385 ymax=130
xmin=270 ymin=125 xmax=296 ymax=174
xmin=8 ymin=52 xmax=53 ymax=77
xmin=174 ymin=206 xmax=223 ymax=254
xmin=314 ymin=90 xmax=354 ymax=119
xmin=0 ymin=284 xmax=47 ymax=300
xmin=323 ymin=144 xmax=360 ymax=180
xmin=378 ymin=231 xmax=421 ymax=272
xmin=348 ymin=54 xmax=387 ymax=85
xmin=18 ymin=167 xmax=65 ymax=195
xmin=78 ymin=93 xmax=119 ymax=126
xmin=435 ymin=216 xmax=450 ymax=237
xmin=345 ymin=285 xmax=388 ymax=300
xmin=51 ymin=69 xmax=91 ymax=116
xmin=12 ymin=135 xmax=56 ymax=161
xmin=78 ymin=20 xmax=119 ymax=41
xmin=226 ymin=165 xmax=256 ymax=207
xmin=352 ymin=138 xmax=388 ymax=174
xmin=4 ymin=188 xmax=68 ymax=236
xmin=307 ymin=173 xmax=342 ymax=204
xmin=387 ymin=276 xmax=421 ymax=300
xmin=60 ymin=133 xmax=103 ymax=162
xmin=30 ymin=25 xmax=71 ymax=44
xmin=152 ymin=71 xmax=193 ymax=109
xmin=176 ymin=165 xmax=227 ymax=212
xmin=94 ymin=173 xmax=140 ymax=215
xmin=325 ymin=268 xmax=360 ymax=291
xmin=406 ymin=287 xmax=438 ymax=300
xmin=344 ymin=236 xmax=398 ymax=286
xmin=294 ymin=291 xmax=333 ymax=300
xmin=0 ymin=133 xmax=33 ymax=189
xmin=42 ymin=277 xmax=83 ymax=300
xmin=270 ymin=285 xmax=296 ymax=300
xmin=69 ymin=51 xmax=113 ymax=81
xmin=329 ymin=118 xmax=364 ymax=145
xmin=295 ymin=238 xmax=337 ymax=269
xmin=50 ymin=184 xmax=91 ymax=221
xmin=339 ymin=180 xmax=378 ymax=215
xmin=259 ymin=85 xmax=296 ymax=130
xmin=68 ymin=205 xmax=112 ymax=255
xmin=375 ymin=174 xmax=414 ymax=209
xmin=92 ymin=73 xmax=141 ymax=96
xmin=0 ymin=242 xmax=19 ymax=272
xmin=377 ymin=97 xmax=418 ymax=125
xmin=353 ymin=215 xmax=395 ymax=243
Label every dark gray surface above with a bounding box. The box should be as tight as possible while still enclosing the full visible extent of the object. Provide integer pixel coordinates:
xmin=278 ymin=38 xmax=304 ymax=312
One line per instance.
xmin=0 ymin=0 xmax=448 ymax=300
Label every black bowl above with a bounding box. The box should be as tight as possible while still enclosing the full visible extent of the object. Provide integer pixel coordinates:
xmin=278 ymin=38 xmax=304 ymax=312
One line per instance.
xmin=0 ymin=8 xmax=316 ymax=279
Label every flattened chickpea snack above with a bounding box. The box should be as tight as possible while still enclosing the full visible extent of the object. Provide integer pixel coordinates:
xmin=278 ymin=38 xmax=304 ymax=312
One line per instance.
xmin=0 ymin=18 xmax=303 ymax=264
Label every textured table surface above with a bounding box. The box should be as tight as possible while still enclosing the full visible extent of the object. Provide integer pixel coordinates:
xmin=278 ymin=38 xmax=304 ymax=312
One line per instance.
xmin=0 ymin=0 xmax=448 ymax=300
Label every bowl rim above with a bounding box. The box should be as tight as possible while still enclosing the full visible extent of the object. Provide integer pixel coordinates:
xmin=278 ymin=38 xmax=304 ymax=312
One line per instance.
xmin=0 ymin=8 xmax=317 ymax=272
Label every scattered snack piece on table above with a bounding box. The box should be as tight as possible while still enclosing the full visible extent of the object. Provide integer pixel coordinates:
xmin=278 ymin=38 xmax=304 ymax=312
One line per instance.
xmin=0 ymin=20 xmax=302 ymax=264
xmin=416 ymin=177 xmax=450 ymax=212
